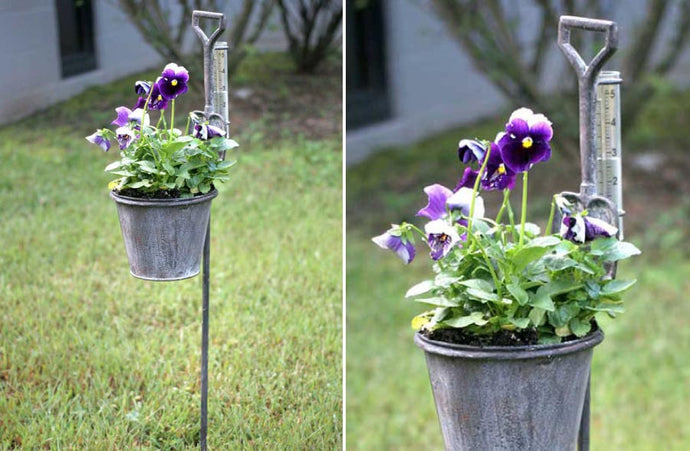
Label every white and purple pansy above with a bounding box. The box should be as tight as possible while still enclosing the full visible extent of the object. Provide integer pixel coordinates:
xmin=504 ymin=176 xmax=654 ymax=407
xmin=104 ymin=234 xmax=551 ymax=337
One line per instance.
xmin=372 ymin=227 xmax=416 ymax=264
xmin=193 ymin=122 xmax=226 ymax=140
xmin=115 ymin=126 xmax=136 ymax=150
xmin=86 ymin=130 xmax=110 ymax=152
xmin=425 ymin=219 xmax=462 ymax=260
xmin=497 ymin=107 xmax=553 ymax=173
xmin=417 ymin=184 xmax=484 ymax=221
xmin=457 ymin=139 xmax=486 ymax=164
xmin=158 ymin=63 xmax=189 ymax=100
xmin=560 ymin=214 xmax=618 ymax=243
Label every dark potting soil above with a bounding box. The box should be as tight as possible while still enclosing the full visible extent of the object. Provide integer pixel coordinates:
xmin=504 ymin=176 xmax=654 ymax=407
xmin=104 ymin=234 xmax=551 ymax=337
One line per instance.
xmin=115 ymin=188 xmax=212 ymax=200
xmin=425 ymin=325 xmax=594 ymax=347
xmin=426 ymin=328 xmax=540 ymax=346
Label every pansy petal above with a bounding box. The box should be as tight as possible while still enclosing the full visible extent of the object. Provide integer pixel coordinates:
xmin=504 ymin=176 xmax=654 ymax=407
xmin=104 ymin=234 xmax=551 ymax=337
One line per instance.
xmin=417 ymin=184 xmax=453 ymax=220
xmin=584 ymin=217 xmax=618 ymax=240
xmin=372 ymin=231 xmax=415 ymax=264
xmin=530 ymin=120 xmax=553 ymax=142
xmin=454 ymin=167 xmax=478 ymax=191
xmin=505 ymin=118 xmax=529 ymax=138
xmin=112 ymin=106 xmax=132 ymax=127
xmin=508 ymin=107 xmax=534 ymax=122
xmin=499 ymin=140 xmax=533 ymax=173
xmin=528 ymin=141 xmax=552 ymax=164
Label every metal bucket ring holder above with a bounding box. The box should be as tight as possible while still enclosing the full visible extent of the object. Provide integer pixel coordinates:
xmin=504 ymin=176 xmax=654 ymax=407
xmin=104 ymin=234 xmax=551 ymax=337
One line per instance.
xmin=557 ymin=15 xmax=625 ymax=450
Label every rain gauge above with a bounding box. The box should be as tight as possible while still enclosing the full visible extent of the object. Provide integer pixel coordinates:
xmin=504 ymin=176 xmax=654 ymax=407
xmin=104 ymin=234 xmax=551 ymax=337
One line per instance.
xmin=595 ymin=71 xmax=624 ymax=238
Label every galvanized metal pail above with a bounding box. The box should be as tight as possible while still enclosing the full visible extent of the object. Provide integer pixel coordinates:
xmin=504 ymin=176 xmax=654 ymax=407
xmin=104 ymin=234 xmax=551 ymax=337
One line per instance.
xmin=415 ymin=329 xmax=604 ymax=451
xmin=110 ymin=190 xmax=217 ymax=281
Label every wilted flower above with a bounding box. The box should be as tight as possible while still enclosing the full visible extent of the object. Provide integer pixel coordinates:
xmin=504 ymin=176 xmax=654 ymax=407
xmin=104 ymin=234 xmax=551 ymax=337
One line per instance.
xmin=497 ymin=108 xmax=553 ymax=173
xmin=86 ymin=131 xmax=110 ymax=152
xmin=457 ymin=139 xmax=486 ymax=164
xmin=158 ymin=63 xmax=189 ymax=100
xmin=372 ymin=228 xmax=416 ymax=264
xmin=560 ymin=214 xmax=618 ymax=243
xmin=425 ymin=220 xmax=461 ymax=260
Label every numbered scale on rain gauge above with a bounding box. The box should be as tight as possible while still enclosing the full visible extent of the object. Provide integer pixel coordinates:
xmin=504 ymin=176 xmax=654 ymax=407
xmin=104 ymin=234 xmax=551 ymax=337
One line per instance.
xmin=595 ymin=71 xmax=624 ymax=238
xmin=213 ymin=41 xmax=230 ymax=132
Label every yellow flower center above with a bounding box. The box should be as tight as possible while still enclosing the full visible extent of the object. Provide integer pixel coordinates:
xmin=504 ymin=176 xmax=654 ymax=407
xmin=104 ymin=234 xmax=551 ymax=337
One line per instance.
xmin=497 ymin=164 xmax=506 ymax=175
xmin=157 ymin=95 xmax=163 ymax=101
xmin=171 ymin=79 xmax=178 ymax=86
xmin=522 ymin=136 xmax=533 ymax=148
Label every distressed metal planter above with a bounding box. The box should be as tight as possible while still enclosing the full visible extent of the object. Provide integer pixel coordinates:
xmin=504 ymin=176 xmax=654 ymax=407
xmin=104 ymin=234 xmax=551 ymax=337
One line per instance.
xmin=110 ymin=189 xmax=217 ymax=281
xmin=415 ymin=329 xmax=604 ymax=451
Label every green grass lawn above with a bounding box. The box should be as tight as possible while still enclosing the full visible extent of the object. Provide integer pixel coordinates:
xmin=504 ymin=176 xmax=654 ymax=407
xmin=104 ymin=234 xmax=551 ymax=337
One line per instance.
xmin=0 ymin=55 xmax=342 ymax=449
xmin=346 ymin=116 xmax=690 ymax=450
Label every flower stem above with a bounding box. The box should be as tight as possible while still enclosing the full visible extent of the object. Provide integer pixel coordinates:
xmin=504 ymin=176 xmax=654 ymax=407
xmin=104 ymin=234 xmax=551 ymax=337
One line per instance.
xmin=506 ymin=196 xmax=517 ymax=242
xmin=170 ymin=100 xmax=175 ymax=138
xmin=519 ymin=171 xmax=528 ymax=246
xmin=545 ymin=194 xmax=557 ymax=235
xmin=472 ymin=235 xmax=503 ymax=299
xmin=495 ymin=189 xmax=511 ymax=223
xmin=467 ymin=144 xmax=491 ymax=234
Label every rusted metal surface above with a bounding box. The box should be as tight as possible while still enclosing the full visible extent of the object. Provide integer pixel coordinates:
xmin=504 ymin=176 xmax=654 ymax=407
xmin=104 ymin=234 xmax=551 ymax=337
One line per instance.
xmin=415 ymin=330 xmax=604 ymax=451
xmin=110 ymin=190 xmax=216 ymax=281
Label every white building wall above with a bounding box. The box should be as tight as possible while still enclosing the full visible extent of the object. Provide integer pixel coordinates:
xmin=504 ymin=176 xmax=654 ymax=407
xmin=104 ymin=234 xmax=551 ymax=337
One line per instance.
xmin=346 ymin=0 xmax=690 ymax=165
xmin=0 ymin=0 xmax=161 ymax=125
xmin=0 ymin=0 xmax=287 ymax=126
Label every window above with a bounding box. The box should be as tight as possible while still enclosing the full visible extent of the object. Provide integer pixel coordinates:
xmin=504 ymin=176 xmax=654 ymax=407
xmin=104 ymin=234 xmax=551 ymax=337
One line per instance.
xmin=56 ymin=0 xmax=97 ymax=77
xmin=346 ymin=0 xmax=390 ymax=129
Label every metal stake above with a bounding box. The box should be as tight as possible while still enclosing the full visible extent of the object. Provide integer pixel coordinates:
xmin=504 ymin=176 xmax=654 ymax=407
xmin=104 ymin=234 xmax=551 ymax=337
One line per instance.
xmin=558 ymin=16 xmax=622 ymax=451
xmin=192 ymin=10 xmax=227 ymax=450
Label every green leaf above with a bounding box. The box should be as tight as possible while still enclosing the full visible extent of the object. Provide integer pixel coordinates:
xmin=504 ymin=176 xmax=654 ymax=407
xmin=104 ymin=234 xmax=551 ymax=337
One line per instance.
xmin=529 ymin=290 xmax=555 ymax=311
xmin=104 ymin=161 xmax=121 ymax=172
xmin=529 ymin=307 xmax=546 ymax=326
xmin=509 ymin=317 xmax=530 ymax=328
xmin=506 ymin=282 xmax=529 ymax=305
xmin=511 ymin=246 xmax=551 ymax=271
xmin=459 ymin=279 xmax=494 ymax=292
xmin=584 ymin=302 xmax=625 ymax=314
xmin=601 ymin=279 xmax=637 ymax=296
xmin=547 ymin=303 xmax=580 ymax=327
xmin=412 ymin=297 xmax=460 ymax=307
xmin=466 ymin=288 xmax=499 ymax=303
xmin=590 ymin=238 xmax=641 ymax=261
xmin=434 ymin=274 xmax=461 ymax=288
xmin=569 ymin=318 xmax=592 ymax=337
xmin=555 ymin=325 xmax=572 ymax=337
xmin=444 ymin=312 xmax=488 ymax=328
xmin=405 ymin=280 xmax=435 ymax=298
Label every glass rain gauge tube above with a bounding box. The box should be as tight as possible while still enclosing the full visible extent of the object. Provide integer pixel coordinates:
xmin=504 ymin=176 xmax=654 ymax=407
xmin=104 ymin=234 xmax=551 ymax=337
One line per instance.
xmin=595 ymin=70 xmax=624 ymax=238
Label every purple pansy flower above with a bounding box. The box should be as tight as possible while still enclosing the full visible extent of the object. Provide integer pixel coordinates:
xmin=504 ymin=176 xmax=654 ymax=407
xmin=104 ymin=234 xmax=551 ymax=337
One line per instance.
xmin=134 ymin=82 xmax=168 ymax=110
xmin=158 ymin=63 xmax=189 ymax=100
xmin=115 ymin=126 xmax=136 ymax=150
xmin=560 ymin=215 xmax=618 ymax=243
xmin=497 ymin=108 xmax=553 ymax=173
xmin=112 ymin=106 xmax=132 ymax=127
xmin=454 ymin=166 xmax=479 ymax=191
xmin=417 ymin=184 xmax=454 ymax=220
xmin=425 ymin=219 xmax=462 ymax=260
xmin=86 ymin=131 xmax=110 ymax=152
xmin=372 ymin=229 xmax=416 ymax=264
xmin=446 ymin=187 xmax=484 ymax=219
xmin=458 ymin=139 xmax=486 ymax=164
xmin=482 ymin=142 xmax=517 ymax=191
xmin=417 ymin=184 xmax=485 ymax=222
xmin=193 ymin=122 xmax=226 ymax=140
